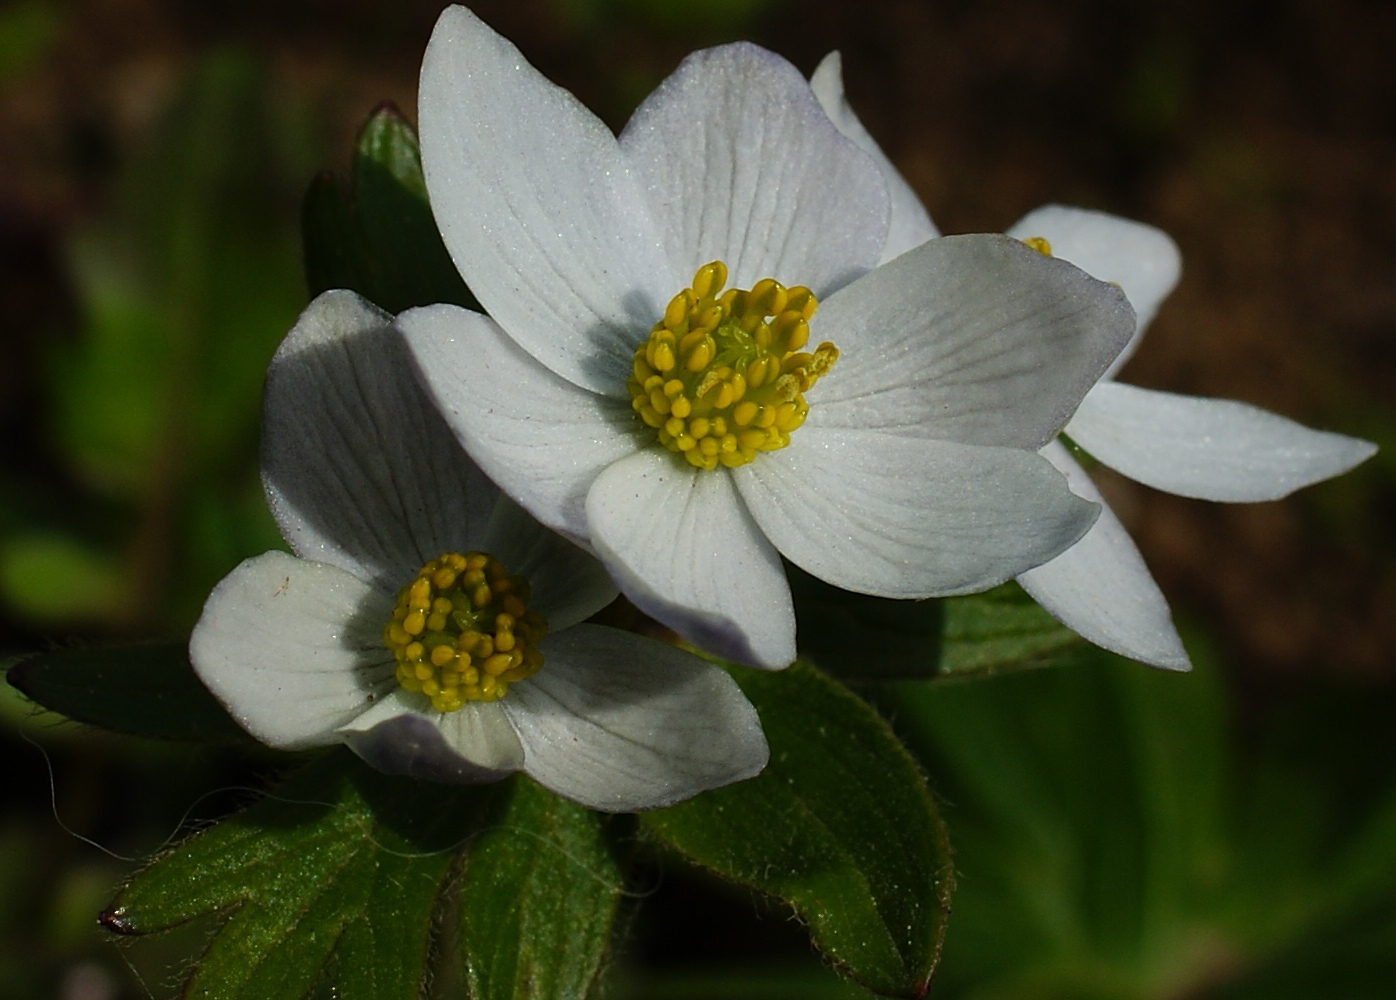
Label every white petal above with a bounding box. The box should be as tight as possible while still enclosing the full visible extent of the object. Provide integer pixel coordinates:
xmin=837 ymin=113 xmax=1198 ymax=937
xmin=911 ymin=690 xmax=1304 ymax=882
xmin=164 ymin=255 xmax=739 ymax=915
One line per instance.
xmin=480 ymin=495 xmax=618 ymax=632
xmin=1006 ymin=204 xmax=1181 ymax=376
xmin=190 ymin=551 xmax=394 ymax=749
xmin=1068 ymin=381 xmax=1378 ymax=502
xmin=262 ymin=290 xmax=499 ymax=591
xmin=812 ymin=235 xmax=1135 ymax=448
xmin=585 ymin=449 xmax=795 ymax=669
xmin=398 ymin=303 xmax=641 ymax=545
xmin=620 ymin=43 xmax=888 ymax=297
xmin=1017 ymin=440 xmax=1190 ymax=670
xmin=418 ymin=5 xmax=671 ymax=393
xmin=504 ymin=624 xmax=768 ymax=812
xmin=809 ymin=50 xmax=939 ymax=261
xmin=338 ymin=689 xmax=525 ymax=783
xmin=732 ymin=427 xmax=1100 ymax=598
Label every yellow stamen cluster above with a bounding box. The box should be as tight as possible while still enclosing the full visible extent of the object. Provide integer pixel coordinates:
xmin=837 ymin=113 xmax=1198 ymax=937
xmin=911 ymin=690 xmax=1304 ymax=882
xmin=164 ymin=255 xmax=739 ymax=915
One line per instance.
xmin=383 ymin=552 xmax=546 ymax=712
xmin=628 ymin=261 xmax=839 ymax=470
xmin=1021 ymin=236 xmax=1053 ymax=256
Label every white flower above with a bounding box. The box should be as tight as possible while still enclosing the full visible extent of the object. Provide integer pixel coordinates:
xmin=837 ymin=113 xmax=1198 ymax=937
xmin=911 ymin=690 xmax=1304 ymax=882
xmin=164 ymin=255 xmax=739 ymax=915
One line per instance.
xmin=811 ymin=52 xmax=1377 ymax=670
xmin=190 ymin=290 xmax=768 ymax=812
xmin=396 ymin=6 xmax=1138 ymax=669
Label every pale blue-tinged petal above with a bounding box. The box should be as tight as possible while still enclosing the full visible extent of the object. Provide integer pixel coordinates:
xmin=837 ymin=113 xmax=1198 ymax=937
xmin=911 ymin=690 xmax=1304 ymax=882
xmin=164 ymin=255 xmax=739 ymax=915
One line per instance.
xmin=810 ymin=50 xmax=939 ymax=262
xmin=504 ymin=624 xmax=768 ymax=812
xmin=1017 ymin=440 xmax=1190 ymax=670
xmin=338 ymin=689 xmax=525 ymax=783
xmin=733 ymin=427 xmax=1099 ymax=598
xmin=585 ymin=449 xmax=795 ymax=669
xmin=398 ymin=303 xmax=641 ymax=546
xmin=811 ymin=235 xmax=1135 ymax=449
xmin=190 ymin=551 xmax=395 ymax=749
xmin=1006 ymin=204 xmax=1181 ymax=376
xmin=262 ymin=290 xmax=497 ymax=591
xmin=1068 ymin=381 xmax=1378 ymax=502
xmin=480 ymin=495 xmax=618 ymax=632
xmin=620 ymin=42 xmax=888 ymax=297
xmin=418 ymin=5 xmax=672 ymax=393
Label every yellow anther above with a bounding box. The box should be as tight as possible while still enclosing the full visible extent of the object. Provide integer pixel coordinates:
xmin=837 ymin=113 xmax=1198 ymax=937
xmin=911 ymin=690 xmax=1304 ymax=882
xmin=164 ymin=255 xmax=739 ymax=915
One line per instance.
xmin=383 ymin=551 xmax=548 ymax=712
xmin=692 ymin=260 xmax=726 ymax=299
xmin=651 ymin=340 xmax=676 ymax=373
xmin=626 ymin=261 xmax=836 ymax=470
xmin=664 ymin=292 xmax=690 ymax=329
xmin=685 ymin=339 xmax=714 ymax=372
xmin=1021 ymin=236 xmax=1053 ymax=256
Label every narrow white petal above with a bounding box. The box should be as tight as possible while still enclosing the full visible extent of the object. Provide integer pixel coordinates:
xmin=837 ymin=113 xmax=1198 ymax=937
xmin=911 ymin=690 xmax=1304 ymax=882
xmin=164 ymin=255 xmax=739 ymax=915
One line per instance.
xmin=812 ymin=235 xmax=1135 ymax=448
xmin=1006 ymin=204 xmax=1181 ymax=376
xmin=810 ymin=50 xmax=939 ymax=261
xmin=1017 ymin=440 xmax=1190 ymax=670
xmin=190 ymin=551 xmax=394 ymax=749
xmin=338 ymin=689 xmax=525 ymax=783
xmin=620 ymin=43 xmax=888 ymax=296
xmin=733 ymin=427 xmax=1100 ymax=598
xmin=399 ymin=303 xmax=641 ymax=545
xmin=262 ymin=290 xmax=498 ymax=591
xmin=1068 ymin=381 xmax=1378 ymax=502
xmin=585 ymin=449 xmax=795 ymax=669
xmin=480 ymin=495 xmax=618 ymax=632
xmin=504 ymin=624 xmax=768 ymax=812
xmin=418 ymin=5 xmax=671 ymax=392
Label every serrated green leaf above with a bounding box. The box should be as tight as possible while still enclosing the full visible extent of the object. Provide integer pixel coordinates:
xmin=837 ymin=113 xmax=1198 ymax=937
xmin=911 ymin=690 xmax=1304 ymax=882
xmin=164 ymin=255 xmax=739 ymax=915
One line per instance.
xmin=460 ymin=777 xmax=624 ymax=1000
xmin=303 ymin=103 xmax=477 ymax=314
xmin=103 ymin=750 xmax=502 ymax=1000
xmin=642 ymin=662 xmax=951 ymax=999
xmin=6 ymin=642 xmax=250 ymax=743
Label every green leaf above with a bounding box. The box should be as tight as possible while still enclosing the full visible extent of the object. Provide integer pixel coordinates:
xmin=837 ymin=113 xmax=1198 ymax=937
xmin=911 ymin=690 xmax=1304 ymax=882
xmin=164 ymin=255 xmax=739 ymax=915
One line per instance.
xmin=787 ymin=562 xmax=943 ymax=682
xmin=303 ymin=103 xmax=477 ymax=314
xmin=790 ymin=566 xmax=1081 ymax=683
xmin=938 ymin=583 xmax=1083 ymax=677
xmin=460 ymin=778 xmax=624 ymax=1000
xmin=6 ymin=641 xmax=251 ymax=743
xmin=102 ymin=750 xmax=502 ymax=1000
xmin=642 ymin=662 xmax=951 ymax=999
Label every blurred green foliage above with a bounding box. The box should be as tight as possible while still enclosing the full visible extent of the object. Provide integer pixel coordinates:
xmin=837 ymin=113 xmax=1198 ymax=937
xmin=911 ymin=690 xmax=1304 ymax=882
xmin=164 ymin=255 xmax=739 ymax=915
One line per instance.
xmin=0 ymin=0 xmax=60 ymax=85
xmin=0 ymin=49 xmax=306 ymax=635
xmin=882 ymin=641 xmax=1396 ymax=1000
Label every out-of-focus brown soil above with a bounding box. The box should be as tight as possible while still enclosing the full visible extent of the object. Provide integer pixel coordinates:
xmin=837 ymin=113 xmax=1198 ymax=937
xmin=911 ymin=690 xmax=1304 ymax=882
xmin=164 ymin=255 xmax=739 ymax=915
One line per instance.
xmin=2 ymin=0 xmax=1392 ymax=681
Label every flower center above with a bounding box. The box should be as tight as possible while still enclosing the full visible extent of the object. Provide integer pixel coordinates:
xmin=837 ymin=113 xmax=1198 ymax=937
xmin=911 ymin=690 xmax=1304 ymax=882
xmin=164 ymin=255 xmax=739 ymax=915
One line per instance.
xmin=382 ymin=552 xmax=547 ymax=712
xmin=1021 ymin=236 xmax=1053 ymax=256
xmin=627 ymin=261 xmax=839 ymax=470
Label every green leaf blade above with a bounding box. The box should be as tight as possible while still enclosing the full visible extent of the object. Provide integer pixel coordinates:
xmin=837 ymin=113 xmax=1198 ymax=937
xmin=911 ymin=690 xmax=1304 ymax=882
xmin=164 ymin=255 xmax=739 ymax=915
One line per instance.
xmin=460 ymin=777 xmax=624 ymax=1000
xmin=103 ymin=751 xmax=498 ymax=1000
xmin=642 ymin=662 xmax=952 ymax=998
xmin=303 ymin=103 xmax=477 ymax=314
xmin=6 ymin=642 xmax=251 ymax=743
